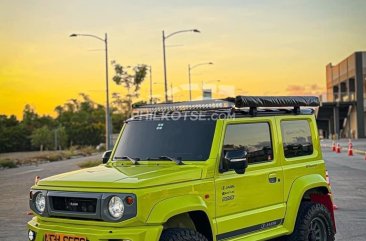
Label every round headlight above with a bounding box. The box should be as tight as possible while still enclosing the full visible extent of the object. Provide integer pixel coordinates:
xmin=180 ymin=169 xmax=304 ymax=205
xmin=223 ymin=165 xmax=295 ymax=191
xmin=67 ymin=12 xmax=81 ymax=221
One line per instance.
xmin=35 ymin=193 xmax=45 ymax=213
xmin=108 ymin=196 xmax=124 ymax=218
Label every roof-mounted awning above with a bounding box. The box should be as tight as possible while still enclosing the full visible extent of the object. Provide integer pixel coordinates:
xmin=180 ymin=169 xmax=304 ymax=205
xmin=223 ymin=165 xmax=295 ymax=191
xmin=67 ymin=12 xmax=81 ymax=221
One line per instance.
xmin=235 ymin=96 xmax=320 ymax=108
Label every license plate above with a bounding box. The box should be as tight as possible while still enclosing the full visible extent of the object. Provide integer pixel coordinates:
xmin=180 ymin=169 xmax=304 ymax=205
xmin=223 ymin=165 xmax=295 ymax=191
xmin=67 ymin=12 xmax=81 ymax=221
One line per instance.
xmin=44 ymin=233 xmax=87 ymax=241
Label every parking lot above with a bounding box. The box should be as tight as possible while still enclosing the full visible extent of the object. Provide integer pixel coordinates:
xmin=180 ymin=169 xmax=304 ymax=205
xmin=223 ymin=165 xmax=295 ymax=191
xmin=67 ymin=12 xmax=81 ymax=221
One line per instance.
xmin=321 ymin=143 xmax=366 ymax=240
xmin=0 ymin=143 xmax=365 ymax=241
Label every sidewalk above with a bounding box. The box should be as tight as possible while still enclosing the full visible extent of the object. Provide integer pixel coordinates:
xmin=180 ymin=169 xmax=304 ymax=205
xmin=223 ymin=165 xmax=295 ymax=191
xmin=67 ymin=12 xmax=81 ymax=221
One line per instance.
xmin=321 ymin=139 xmax=366 ymax=154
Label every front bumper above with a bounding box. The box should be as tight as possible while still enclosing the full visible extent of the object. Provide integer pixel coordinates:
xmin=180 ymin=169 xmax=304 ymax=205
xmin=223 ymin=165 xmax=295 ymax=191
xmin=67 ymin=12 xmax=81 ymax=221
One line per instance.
xmin=27 ymin=217 xmax=163 ymax=241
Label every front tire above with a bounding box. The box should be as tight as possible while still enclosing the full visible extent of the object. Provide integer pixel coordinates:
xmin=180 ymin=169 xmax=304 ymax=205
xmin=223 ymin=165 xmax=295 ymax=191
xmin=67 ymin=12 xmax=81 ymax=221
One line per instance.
xmin=287 ymin=202 xmax=335 ymax=241
xmin=160 ymin=228 xmax=208 ymax=241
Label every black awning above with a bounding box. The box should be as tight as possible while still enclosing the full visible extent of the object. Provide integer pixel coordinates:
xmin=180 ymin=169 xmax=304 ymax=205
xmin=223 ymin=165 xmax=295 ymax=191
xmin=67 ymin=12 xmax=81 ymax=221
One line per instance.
xmin=235 ymin=96 xmax=319 ymax=108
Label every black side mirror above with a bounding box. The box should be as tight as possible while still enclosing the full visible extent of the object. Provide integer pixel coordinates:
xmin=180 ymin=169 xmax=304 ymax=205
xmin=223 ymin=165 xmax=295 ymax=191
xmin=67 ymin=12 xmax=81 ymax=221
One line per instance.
xmin=224 ymin=149 xmax=248 ymax=174
xmin=102 ymin=150 xmax=112 ymax=164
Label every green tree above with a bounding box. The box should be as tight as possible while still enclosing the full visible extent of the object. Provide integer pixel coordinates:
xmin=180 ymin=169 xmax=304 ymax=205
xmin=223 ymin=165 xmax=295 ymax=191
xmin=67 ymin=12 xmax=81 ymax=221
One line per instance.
xmin=54 ymin=126 xmax=68 ymax=150
xmin=112 ymin=61 xmax=147 ymax=115
xmin=31 ymin=126 xmax=53 ymax=151
xmin=0 ymin=115 xmax=30 ymax=152
xmin=55 ymin=93 xmax=105 ymax=146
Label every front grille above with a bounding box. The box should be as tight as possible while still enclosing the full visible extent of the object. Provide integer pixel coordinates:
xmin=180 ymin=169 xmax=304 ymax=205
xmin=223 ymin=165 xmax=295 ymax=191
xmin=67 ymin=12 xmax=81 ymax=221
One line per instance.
xmin=45 ymin=191 xmax=137 ymax=222
xmin=47 ymin=191 xmax=102 ymax=220
xmin=51 ymin=196 xmax=97 ymax=213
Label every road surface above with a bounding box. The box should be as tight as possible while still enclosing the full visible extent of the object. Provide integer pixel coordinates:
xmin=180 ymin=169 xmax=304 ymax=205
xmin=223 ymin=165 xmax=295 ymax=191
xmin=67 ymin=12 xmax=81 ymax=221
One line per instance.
xmin=0 ymin=154 xmax=101 ymax=241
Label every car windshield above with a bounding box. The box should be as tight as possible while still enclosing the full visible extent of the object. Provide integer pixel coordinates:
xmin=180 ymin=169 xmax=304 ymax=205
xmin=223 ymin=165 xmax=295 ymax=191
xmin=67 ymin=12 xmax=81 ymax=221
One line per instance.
xmin=113 ymin=118 xmax=216 ymax=161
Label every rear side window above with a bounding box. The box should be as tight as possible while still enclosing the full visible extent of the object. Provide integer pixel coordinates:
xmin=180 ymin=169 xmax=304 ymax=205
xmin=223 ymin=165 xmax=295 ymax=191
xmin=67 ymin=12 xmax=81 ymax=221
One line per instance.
xmin=281 ymin=120 xmax=313 ymax=158
xmin=223 ymin=123 xmax=273 ymax=164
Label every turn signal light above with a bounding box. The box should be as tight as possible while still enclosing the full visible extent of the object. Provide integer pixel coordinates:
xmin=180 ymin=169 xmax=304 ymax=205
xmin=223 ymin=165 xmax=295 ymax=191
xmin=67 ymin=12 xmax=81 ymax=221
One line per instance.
xmin=125 ymin=196 xmax=134 ymax=205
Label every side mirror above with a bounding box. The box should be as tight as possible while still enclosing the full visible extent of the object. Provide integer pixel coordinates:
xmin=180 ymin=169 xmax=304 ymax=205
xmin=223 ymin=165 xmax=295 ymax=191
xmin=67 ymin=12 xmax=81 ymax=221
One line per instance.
xmin=224 ymin=149 xmax=248 ymax=174
xmin=102 ymin=150 xmax=112 ymax=164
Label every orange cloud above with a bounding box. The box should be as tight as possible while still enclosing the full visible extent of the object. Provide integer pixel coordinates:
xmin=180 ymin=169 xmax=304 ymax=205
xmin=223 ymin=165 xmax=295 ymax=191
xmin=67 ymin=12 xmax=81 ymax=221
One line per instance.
xmin=285 ymin=84 xmax=325 ymax=96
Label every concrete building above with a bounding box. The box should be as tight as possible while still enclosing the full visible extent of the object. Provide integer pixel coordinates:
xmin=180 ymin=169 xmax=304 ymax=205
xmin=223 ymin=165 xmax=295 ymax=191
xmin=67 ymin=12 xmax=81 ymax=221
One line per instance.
xmin=317 ymin=52 xmax=366 ymax=139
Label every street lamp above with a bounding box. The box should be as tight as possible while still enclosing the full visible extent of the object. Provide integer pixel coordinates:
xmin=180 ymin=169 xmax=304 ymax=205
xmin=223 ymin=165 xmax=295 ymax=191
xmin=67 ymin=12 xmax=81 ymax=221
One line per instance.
xmin=188 ymin=62 xmax=213 ymax=101
xmin=70 ymin=33 xmax=112 ymax=150
xmin=162 ymin=29 xmax=200 ymax=102
xmin=145 ymin=66 xmax=153 ymax=104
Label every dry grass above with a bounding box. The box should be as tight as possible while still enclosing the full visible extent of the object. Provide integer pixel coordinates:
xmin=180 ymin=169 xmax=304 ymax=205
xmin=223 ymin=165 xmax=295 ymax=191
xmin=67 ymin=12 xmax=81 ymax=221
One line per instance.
xmin=0 ymin=146 xmax=100 ymax=169
xmin=78 ymin=159 xmax=102 ymax=168
xmin=0 ymin=159 xmax=17 ymax=169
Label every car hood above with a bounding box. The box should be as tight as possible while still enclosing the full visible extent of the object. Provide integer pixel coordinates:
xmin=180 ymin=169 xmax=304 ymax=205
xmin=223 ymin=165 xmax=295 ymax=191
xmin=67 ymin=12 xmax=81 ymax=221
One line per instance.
xmin=37 ymin=163 xmax=203 ymax=189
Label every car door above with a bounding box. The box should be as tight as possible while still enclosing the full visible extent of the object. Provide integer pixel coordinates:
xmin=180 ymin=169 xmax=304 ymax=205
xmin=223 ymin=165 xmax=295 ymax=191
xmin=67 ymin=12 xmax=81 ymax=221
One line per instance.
xmin=215 ymin=118 xmax=285 ymax=240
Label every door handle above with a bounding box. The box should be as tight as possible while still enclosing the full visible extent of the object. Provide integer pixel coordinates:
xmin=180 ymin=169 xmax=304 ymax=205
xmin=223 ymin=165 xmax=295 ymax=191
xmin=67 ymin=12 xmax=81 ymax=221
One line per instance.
xmin=268 ymin=173 xmax=277 ymax=183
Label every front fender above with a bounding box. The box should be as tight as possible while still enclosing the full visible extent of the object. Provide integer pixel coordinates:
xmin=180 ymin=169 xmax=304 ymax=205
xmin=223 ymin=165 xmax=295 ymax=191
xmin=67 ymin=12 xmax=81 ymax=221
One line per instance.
xmin=283 ymin=174 xmax=329 ymax=233
xmin=146 ymin=195 xmax=209 ymax=224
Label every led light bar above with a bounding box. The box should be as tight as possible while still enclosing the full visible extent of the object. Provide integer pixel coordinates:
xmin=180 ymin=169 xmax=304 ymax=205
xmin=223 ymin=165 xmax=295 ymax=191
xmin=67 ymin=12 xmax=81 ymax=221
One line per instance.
xmin=133 ymin=99 xmax=235 ymax=114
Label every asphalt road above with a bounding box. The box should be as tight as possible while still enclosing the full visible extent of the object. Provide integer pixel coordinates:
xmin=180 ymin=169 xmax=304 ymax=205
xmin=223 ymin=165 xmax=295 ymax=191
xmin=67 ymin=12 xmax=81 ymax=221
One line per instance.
xmin=0 ymin=154 xmax=101 ymax=241
xmin=0 ymin=147 xmax=365 ymax=241
xmin=323 ymin=148 xmax=366 ymax=241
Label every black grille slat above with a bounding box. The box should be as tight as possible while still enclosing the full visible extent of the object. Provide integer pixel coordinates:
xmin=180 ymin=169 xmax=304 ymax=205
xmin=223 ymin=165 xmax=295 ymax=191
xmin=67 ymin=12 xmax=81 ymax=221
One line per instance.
xmin=51 ymin=197 xmax=97 ymax=213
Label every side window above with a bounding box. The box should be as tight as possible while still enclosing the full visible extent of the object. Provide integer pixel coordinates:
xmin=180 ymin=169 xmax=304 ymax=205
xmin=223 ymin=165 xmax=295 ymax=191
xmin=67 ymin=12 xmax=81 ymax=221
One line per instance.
xmin=281 ymin=120 xmax=313 ymax=158
xmin=223 ymin=123 xmax=273 ymax=164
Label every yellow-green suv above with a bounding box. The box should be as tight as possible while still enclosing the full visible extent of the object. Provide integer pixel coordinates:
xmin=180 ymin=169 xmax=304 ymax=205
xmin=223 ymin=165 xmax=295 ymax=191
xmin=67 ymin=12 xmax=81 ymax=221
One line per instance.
xmin=27 ymin=96 xmax=336 ymax=241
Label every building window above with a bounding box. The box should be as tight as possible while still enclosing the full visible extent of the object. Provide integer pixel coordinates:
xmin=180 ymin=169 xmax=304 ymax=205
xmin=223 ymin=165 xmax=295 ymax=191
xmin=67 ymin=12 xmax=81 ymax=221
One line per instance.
xmin=281 ymin=120 xmax=313 ymax=158
xmin=223 ymin=123 xmax=273 ymax=164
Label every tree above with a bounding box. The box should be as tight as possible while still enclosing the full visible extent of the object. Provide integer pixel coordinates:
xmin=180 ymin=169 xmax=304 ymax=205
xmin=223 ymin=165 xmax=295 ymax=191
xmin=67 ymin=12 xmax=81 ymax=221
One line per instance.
xmin=22 ymin=104 xmax=56 ymax=135
xmin=111 ymin=61 xmax=147 ymax=115
xmin=31 ymin=126 xmax=53 ymax=151
xmin=55 ymin=93 xmax=105 ymax=146
xmin=54 ymin=126 xmax=68 ymax=150
xmin=0 ymin=115 xmax=30 ymax=153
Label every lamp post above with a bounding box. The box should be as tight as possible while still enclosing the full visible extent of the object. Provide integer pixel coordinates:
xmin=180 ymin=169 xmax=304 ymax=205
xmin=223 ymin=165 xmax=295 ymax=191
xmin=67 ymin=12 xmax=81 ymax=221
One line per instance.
xmin=188 ymin=62 xmax=213 ymax=101
xmin=70 ymin=33 xmax=112 ymax=150
xmin=146 ymin=65 xmax=153 ymax=104
xmin=171 ymin=83 xmax=174 ymax=102
xmin=162 ymin=29 xmax=200 ymax=102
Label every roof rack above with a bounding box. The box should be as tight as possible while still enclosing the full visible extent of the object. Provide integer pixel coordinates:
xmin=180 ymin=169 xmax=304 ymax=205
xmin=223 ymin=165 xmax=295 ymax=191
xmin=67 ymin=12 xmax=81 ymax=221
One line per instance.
xmin=132 ymin=96 xmax=319 ymax=117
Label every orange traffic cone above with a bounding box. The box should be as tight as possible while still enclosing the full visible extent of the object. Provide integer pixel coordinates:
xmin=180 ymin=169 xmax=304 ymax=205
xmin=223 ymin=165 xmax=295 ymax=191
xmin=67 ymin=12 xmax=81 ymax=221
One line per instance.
xmin=336 ymin=143 xmax=341 ymax=153
xmin=348 ymin=142 xmax=353 ymax=156
xmin=326 ymin=170 xmax=338 ymax=210
xmin=332 ymin=141 xmax=336 ymax=152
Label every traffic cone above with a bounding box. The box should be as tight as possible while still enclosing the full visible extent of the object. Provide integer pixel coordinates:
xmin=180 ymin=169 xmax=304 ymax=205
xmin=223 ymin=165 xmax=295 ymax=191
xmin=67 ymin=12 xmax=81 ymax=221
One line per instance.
xmin=336 ymin=143 xmax=341 ymax=153
xmin=332 ymin=141 xmax=336 ymax=152
xmin=326 ymin=170 xmax=338 ymax=210
xmin=348 ymin=142 xmax=353 ymax=156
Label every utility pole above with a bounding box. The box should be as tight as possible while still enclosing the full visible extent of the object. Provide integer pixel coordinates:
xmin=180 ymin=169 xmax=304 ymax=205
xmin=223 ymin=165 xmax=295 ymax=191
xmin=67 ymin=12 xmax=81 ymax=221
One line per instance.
xmin=70 ymin=32 xmax=112 ymax=150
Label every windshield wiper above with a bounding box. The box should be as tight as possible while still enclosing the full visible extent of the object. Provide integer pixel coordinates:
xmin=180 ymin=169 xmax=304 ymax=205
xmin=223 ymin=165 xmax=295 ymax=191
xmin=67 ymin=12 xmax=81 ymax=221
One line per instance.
xmin=147 ymin=156 xmax=184 ymax=165
xmin=114 ymin=156 xmax=140 ymax=165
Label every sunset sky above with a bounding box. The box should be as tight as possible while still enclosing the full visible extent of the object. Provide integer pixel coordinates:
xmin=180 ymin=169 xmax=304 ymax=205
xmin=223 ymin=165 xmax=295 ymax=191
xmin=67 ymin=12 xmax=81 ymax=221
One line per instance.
xmin=1 ymin=0 xmax=366 ymax=118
